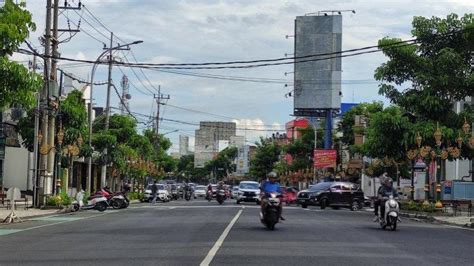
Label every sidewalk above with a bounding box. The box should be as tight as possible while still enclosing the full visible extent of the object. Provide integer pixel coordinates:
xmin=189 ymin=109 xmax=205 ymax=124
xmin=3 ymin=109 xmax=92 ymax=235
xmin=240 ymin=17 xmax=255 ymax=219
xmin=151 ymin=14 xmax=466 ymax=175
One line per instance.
xmin=0 ymin=207 xmax=59 ymax=222
xmin=431 ymin=216 xmax=474 ymax=228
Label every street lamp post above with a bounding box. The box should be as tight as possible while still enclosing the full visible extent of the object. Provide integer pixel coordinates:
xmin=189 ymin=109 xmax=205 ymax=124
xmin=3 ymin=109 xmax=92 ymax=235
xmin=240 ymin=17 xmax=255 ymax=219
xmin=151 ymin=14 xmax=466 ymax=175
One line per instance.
xmin=86 ymin=40 xmax=143 ymax=194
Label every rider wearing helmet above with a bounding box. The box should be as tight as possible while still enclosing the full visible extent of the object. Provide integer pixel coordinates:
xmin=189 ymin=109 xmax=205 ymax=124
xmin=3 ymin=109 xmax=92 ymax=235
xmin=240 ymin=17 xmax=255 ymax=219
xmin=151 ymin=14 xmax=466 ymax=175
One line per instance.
xmin=217 ymin=181 xmax=225 ymax=190
xmin=260 ymin=171 xmax=284 ymax=220
xmin=378 ymin=176 xmax=398 ymax=222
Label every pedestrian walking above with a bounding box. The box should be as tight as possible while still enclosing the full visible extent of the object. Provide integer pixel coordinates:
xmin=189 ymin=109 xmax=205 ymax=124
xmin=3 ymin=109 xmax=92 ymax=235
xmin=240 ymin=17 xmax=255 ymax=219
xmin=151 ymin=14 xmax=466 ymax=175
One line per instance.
xmin=151 ymin=182 xmax=158 ymax=205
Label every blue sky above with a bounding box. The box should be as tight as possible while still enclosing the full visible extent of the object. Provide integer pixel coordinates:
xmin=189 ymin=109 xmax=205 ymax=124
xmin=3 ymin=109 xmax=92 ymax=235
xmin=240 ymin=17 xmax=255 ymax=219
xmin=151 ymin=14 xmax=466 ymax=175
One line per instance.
xmin=12 ymin=0 xmax=473 ymax=152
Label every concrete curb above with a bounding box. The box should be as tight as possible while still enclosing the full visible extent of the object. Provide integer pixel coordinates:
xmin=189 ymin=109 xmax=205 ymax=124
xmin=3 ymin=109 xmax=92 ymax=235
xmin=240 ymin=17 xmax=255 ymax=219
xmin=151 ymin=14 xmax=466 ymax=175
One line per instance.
xmin=1 ymin=209 xmax=63 ymax=223
xmin=399 ymin=212 xmax=474 ymax=229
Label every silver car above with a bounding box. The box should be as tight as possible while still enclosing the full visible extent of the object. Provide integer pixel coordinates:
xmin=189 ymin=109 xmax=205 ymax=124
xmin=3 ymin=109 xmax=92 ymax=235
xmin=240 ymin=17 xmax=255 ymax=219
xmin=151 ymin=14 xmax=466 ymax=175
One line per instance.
xmin=194 ymin=185 xmax=207 ymax=197
xmin=231 ymin=187 xmax=239 ymax=199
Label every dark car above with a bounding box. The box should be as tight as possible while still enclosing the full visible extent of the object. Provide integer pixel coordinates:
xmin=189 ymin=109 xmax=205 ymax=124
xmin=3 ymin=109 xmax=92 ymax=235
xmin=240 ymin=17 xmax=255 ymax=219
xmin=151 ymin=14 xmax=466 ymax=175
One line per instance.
xmin=297 ymin=182 xmax=364 ymax=211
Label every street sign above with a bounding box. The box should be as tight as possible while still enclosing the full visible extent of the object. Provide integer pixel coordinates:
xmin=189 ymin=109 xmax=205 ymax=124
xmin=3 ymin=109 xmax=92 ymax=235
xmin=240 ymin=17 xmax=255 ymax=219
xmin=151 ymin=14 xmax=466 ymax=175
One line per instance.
xmin=314 ymin=149 xmax=337 ymax=169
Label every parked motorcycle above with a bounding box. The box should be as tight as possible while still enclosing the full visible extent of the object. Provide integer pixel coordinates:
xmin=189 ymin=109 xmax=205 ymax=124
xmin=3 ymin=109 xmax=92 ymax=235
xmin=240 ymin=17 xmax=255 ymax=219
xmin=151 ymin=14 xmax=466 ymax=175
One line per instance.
xmin=216 ymin=189 xmax=226 ymax=205
xmin=110 ymin=193 xmax=127 ymax=209
xmin=72 ymin=190 xmax=108 ymax=212
xmin=95 ymin=190 xmax=127 ymax=209
xmin=260 ymin=192 xmax=281 ymax=230
xmin=378 ymin=195 xmax=400 ymax=231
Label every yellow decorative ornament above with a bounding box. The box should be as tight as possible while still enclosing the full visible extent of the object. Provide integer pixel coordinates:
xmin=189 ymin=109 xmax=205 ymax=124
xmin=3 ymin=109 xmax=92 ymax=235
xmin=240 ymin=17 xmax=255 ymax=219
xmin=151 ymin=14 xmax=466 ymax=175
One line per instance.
xmin=420 ymin=146 xmax=431 ymax=158
xmin=372 ymin=159 xmax=381 ymax=167
xmin=383 ymin=156 xmax=392 ymax=166
xmin=433 ymin=122 xmax=442 ymax=146
xmin=407 ymin=149 xmax=418 ymax=160
xmin=40 ymin=144 xmax=50 ymax=155
xmin=449 ymin=147 xmax=461 ymax=159
xmin=440 ymin=150 xmax=449 ymax=160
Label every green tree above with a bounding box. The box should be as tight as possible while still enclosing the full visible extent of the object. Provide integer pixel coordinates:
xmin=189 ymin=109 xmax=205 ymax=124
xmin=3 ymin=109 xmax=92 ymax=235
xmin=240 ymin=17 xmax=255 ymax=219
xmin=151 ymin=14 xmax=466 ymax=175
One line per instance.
xmin=338 ymin=102 xmax=383 ymax=148
xmin=375 ymin=13 xmax=473 ymax=126
xmin=18 ymin=90 xmax=88 ymax=152
xmin=205 ymin=146 xmax=238 ymax=179
xmin=285 ymin=126 xmax=318 ymax=171
xmin=249 ymin=137 xmax=281 ymax=179
xmin=0 ymin=0 xmax=42 ymax=109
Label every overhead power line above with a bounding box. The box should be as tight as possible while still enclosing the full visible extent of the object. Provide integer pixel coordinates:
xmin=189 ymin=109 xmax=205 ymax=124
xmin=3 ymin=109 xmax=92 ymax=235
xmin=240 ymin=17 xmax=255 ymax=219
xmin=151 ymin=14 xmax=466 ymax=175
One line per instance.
xmin=18 ymin=27 xmax=471 ymax=70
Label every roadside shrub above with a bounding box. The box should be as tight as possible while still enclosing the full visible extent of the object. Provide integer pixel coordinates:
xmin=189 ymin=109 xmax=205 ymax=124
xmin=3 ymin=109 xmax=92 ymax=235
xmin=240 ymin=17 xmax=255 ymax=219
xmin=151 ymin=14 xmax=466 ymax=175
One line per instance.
xmin=128 ymin=192 xmax=144 ymax=200
xmin=46 ymin=192 xmax=72 ymax=207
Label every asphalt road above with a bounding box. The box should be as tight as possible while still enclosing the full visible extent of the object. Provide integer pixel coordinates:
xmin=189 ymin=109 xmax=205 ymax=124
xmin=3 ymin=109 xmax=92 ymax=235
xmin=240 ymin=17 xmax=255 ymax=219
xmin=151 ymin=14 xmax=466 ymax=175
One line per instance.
xmin=0 ymin=199 xmax=473 ymax=266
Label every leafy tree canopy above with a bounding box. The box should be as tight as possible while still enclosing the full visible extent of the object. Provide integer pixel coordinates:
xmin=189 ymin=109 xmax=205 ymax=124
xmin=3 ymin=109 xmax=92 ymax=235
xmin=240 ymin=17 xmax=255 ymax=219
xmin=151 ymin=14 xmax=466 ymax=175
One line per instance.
xmin=249 ymin=137 xmax=281 ymax=179
xmin=375 ymin=13 xmax=473 ymax=125
xmin=0 ymin=0 xmax=42 ymax=109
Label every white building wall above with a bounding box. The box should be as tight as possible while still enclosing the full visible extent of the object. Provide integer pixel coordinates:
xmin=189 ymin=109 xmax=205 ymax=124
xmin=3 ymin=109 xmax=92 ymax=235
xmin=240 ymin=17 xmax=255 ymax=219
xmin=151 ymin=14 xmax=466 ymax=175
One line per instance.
xmin=445 ymin=159 xmax=471 ymax=180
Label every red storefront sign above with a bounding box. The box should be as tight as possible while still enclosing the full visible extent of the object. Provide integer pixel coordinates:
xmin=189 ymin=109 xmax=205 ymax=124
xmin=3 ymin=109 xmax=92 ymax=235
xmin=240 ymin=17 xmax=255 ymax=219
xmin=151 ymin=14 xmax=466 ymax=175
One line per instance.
xmin=314 ymin=149 xmax=337 ymax=169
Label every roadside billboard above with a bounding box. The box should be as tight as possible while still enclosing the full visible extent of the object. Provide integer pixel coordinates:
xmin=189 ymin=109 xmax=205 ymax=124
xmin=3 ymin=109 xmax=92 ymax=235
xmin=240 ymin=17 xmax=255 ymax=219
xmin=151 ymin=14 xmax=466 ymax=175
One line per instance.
xmin=314 ymin=149 xmax=337 ymax=169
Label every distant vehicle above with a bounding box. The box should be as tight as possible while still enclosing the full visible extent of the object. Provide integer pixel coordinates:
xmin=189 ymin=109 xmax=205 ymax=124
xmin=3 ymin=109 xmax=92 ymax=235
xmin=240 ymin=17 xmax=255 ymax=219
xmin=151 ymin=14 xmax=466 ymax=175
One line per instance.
xmin=142 ymin=184 xmax=170 ymax=202
xmin=195 ymin=185 xmax=207 ymax=197
xmin=297 ymin=182 xmax=364 ymax=210
xmin=231 ymin=187 xmax=239 ymax=199
xmin=281 ymin=186 xmax=298 ymax=205
xmin=236 ymin=181 xmax=261 ymax=204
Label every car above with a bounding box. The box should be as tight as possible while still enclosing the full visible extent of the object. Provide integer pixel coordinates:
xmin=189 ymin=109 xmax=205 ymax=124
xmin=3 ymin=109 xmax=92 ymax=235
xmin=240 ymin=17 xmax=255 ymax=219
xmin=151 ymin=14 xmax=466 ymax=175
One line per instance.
xmin=194 ymin=185 xmax=207 ymax=197
xmin=143 ymin=183 xmax=171 ymax=202
xmin=297 ymin=182 xmax=364 ymax=211
xmin=231 ymin=186 xmax=239 ymax=199
xmin=236 ymin=181 xmax=261 ymax=204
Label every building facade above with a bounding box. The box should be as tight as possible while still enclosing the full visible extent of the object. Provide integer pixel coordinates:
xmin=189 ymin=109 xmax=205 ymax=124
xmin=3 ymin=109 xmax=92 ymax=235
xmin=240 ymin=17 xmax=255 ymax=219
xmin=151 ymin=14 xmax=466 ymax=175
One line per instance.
xmin=179 ymin=135 xmax=189 ymax=156
xmin=194 ymin=122 xmax=236 ymax=168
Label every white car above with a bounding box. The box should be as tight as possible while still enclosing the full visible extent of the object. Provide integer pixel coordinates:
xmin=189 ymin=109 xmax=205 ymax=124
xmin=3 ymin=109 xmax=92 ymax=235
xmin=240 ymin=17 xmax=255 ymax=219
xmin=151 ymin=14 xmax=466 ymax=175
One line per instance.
xmin=236 ymin=181 xmax=261 ymax=204
xmin=231 ymin=187 xmax=239 ymax=199
xmin=194 ymin=185 xmax=207 ymax=197
xmin=143 ymin=184 xmax=170 ymax=202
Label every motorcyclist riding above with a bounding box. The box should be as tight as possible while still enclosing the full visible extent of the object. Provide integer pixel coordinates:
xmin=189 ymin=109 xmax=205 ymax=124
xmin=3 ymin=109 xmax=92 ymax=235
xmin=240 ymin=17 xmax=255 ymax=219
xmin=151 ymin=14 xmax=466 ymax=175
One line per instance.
xmin=377 ymin=177 xmax=398 ymax=222
xmin=216 ymin=181 xmax=226 ymax=191
xmin=260 ymin=172 xmax=285 ymax=221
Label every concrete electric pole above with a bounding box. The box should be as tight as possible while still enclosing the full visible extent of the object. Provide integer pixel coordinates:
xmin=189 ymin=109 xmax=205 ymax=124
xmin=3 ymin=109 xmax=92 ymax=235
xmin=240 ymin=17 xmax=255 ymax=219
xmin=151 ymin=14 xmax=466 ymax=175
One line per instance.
xmin=154 ymin=87 xmax=170 ymax=134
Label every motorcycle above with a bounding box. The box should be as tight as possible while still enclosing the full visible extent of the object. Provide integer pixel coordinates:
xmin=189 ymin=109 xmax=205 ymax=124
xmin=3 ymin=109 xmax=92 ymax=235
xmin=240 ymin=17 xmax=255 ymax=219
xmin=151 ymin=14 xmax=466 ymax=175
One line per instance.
xmin=260 ymin=192 xmax=281 ymax=230
xmin=216 ymin=189 xmax=226 ymax=205
xmin=110 ymin=193 xmax=128 ymax=209
xmin=72 ymin=190 xmax=108 ymax=212
xmin=378 ymin=195 xmax=400 ymax=231
xmin=184 ymin=189 xmax=193 ymax=201
xmin=206 ymin=190 xmax=213 ymax=202
xmin=95 ymin=190 xmax=127 ymax=209
xmin=171 ymin=189 xmax=179 ymax=200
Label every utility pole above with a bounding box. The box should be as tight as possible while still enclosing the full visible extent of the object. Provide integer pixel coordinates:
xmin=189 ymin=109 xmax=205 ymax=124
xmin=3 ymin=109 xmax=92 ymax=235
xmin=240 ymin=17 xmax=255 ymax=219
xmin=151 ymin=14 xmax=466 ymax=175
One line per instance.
xmin=45 ymin=0 xmax=60 ymax=196
xmin=101 ymin=32 xmax=131 ymax=188
xmin=154 ymin=87 xmax=170 ymax=134
xmin=31 ymin=55 xmax=40 ymax=206
xmin=101 ymin=32 xmax=114 ymax=189
xmin=38 ymin=0 xmax=53 ymax=206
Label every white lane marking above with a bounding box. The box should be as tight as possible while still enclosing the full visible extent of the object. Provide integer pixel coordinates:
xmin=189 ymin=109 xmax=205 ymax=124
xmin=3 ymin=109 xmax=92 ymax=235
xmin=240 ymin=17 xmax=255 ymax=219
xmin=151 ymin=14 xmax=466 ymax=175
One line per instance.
xmin=200 ymin=209 xmax=243 ymax=266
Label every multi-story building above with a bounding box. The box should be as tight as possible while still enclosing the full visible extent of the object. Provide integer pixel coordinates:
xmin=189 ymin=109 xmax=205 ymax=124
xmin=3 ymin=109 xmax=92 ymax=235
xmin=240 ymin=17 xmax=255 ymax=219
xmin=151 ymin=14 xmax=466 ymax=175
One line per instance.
xmin=194 ymin=122 xmax=236 ymax=168
xmin=179 ymin=135 xmax=189 ymax=157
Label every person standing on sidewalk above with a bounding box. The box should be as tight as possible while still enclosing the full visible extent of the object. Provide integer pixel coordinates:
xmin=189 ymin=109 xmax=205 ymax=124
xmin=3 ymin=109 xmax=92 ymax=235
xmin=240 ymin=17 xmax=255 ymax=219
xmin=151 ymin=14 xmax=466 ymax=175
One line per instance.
xmin=151 ymin=182 xmax=158 ymax=205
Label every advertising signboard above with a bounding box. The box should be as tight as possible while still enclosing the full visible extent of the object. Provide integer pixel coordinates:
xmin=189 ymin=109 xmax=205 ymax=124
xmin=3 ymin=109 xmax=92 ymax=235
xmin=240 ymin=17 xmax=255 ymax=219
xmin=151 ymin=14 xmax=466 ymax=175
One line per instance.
xmin=314 ymin=149 xmax=337 ymax=169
